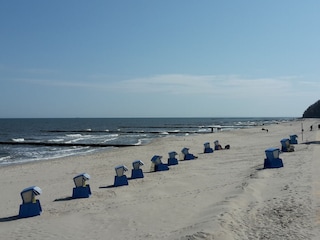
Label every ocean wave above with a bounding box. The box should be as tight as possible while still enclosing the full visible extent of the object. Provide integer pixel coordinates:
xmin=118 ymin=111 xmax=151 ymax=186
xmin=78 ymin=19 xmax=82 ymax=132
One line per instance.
xmin=66 ymin=134 xmax=83 ymax=138
xmin=103 ymin=137 xmax=119 ymax=143
xmin=160 ymin=131 xmax=169 ymax=135
xmin=107 ymin=134 xmax=119 ymax=137
xmin=198 ymin=128 xmax=210 ymax=132
xmin=125 ymin=134 xmax=147 ymax=138
xmin=43 ymin=147 xmax=100 ymax=161
xmin=49 ymin=138 xmax=65 ymax=142
xmin=134 ymin=139 xmax=142 ymax=145
xmin=0 ymin=155 xmax=11 ymax=162
xmin=12 ymin=138 xmax=25 ymax=142
xmin=65 ymin=138 xmax=86 ymax=143
xmin=0 ymin=146 xmax=101 ymax=166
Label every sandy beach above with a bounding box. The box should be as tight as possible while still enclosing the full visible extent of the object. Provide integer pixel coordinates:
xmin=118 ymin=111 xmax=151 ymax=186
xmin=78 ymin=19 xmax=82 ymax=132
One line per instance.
xmin=1 ymin=118 xmax=319 ymax=240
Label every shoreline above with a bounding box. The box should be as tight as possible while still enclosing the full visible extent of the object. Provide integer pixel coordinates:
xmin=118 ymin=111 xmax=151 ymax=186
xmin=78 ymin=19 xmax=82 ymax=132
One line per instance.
xmin=0 ymin=118 xmax=299 ymax=167
xmin=0 ymin=118 xmax=319 ymax=239
xmin=0 ymin=117 xmax=297 ymax=167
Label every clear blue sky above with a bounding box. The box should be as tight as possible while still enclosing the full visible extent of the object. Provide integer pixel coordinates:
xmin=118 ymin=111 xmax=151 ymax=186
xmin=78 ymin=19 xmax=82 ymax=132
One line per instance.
xmin=1 ymin=0 xmax=319 ymax=118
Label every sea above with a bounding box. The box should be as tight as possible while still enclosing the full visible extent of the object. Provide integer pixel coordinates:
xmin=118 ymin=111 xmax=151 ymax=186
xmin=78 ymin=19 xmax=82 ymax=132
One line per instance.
xmin=0 ymin=117 xmax=295 ymax=166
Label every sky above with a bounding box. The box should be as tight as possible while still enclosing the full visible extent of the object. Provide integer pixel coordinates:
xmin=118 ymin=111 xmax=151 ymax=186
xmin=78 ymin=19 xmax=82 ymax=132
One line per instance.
xmin=1 ymin=0 xmax=320 ymax=118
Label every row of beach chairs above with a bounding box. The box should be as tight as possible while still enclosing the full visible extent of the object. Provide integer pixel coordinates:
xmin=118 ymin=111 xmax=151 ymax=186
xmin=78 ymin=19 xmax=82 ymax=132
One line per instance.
xmin=17 ymin=139 xmax=228 ymax=218
xmin=17 ymin=134 xmax=297 ymax=219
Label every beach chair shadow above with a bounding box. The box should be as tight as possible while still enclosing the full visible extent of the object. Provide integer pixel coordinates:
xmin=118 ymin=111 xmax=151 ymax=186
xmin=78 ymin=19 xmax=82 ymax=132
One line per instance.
xmin=127 ymin=175 xmax=144 ymax=180
xmin=302 ymin=141 xmax=320 ymax=145
xmin=142 ymin=170 xmax=155 ymax=174
xmin=99 ymin=185 xmax=116 ymax=189
xmin=54 ymin=196 xmax=73 ymax=202
xmin=0 ymin=215 xmax=20 ymax=222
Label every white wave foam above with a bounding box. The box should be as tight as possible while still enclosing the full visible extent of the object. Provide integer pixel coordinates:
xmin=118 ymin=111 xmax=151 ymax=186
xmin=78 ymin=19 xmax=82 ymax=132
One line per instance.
xmin=134 ymin=139 xmax=142 ymax=145
xmin=0 ymin=155 xmax=11 ymax=162
xmin=12 ymin=138 xmax=25 ymax=142
xmin=66 ymin=138 xmax=86 ymax=143
xmin=103 ymin=137 xmax=118 ymax=142
xmin=1 ymin=146 xmax=102 ymax=166
xmin=49 ymin=139 xmax=64 ymax=142
xmin=107 ymin=134 xmax=119 ymax=137
xmin=128 ymin=134 xmax=147 ymax=138
xmin=198 ymin=128 xmax=209 ymax=132
xmin=66 ymin=134 xmax=83 ymax=137
xmin=160 ymin=131 xmax=169 ymax=135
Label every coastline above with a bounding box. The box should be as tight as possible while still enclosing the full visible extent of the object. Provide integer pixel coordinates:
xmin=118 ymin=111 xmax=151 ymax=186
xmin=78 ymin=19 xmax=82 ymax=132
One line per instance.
xmin=0 ymin=117 xmax=295 ymax=166
xmin=0 ymin=118 xmax=318 ymax=239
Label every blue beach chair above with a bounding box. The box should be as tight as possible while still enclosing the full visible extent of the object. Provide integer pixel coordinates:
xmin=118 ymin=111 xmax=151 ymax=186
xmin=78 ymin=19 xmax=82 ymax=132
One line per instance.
xmin=168 ymin=151 xmax=179 ymax=165
xmin=204 ymin=142 xmax=214 ymax=153
xmin=19 ymin=186 xmax=42 ymax=218
xmin=151 ymin=155 xmax=169 ymax=171
xmin=289 ymin=134 xmax=298 ymax=144
xmin=114 ymin=165 xmax=129 ymax=186
xmin=72 ymin=173 xmax=91 ymax=198
xmin=131 ymin=160 xmax=144 ymax=179
xmin=281 ymin=138 xmax=294 ymax=152
xmin=264 ymin=148 xmax=283 ymax=169
xmin=181 ymin=148 xmax=197 ymax=160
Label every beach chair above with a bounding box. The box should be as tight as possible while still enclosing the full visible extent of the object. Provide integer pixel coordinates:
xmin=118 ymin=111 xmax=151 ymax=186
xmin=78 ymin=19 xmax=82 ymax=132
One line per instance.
xmin=19 ymin=186 xmax=42 ymax=218
xmin=151 ymin=155 xmax=169 ymax=171
xmin=168 ymin=151 xmax=179 ymax=165
xmin=264 ymin=148 xmax=283 ymax=168
xmin=72 ymin=173 xmax=91 ymax=198
xmin=114 ymin=165 xmax=129 ymax=187
xmin=289 ymin=134 xmax=298 ymax=144
xmin=131 ymin=160 xmax=144 ymax=179
xmin=204 ymin=142 xmax=214 ymax=153
xmin=181 ymin=147 xmax=197 ymax=160
xmin=280 ymin=138 xmax=294 ymax=152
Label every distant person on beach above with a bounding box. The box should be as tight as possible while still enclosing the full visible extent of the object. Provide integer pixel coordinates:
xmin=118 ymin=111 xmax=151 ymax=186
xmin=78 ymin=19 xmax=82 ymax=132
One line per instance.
xmin=214 ymin=140 xmax=230 ymax=150
xmin=310 ymin=125 xmax=313 ymax=131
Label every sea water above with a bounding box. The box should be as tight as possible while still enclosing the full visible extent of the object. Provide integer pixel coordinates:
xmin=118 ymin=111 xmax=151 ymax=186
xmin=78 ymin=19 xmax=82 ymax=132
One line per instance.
xmin=0 ymin=117 xmax=294 ymax=166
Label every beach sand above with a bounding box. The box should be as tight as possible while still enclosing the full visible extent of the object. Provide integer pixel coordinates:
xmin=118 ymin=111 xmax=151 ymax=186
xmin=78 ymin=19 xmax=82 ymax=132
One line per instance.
xmin=0 ymin=118 xmax=319 ymax=240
